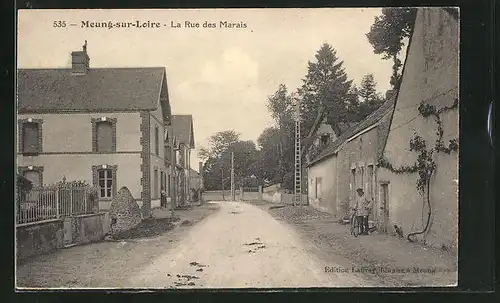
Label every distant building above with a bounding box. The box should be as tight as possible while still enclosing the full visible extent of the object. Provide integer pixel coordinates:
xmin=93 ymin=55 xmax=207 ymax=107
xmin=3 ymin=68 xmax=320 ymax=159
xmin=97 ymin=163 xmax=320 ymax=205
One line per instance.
xmin=17 ymin=41 xmax=173 ymax=215
xmin=171 ymin=115 xmax=195 ymax=205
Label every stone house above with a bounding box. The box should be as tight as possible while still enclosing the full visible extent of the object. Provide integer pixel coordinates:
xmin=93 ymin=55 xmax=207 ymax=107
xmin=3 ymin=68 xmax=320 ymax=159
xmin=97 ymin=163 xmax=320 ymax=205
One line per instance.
xmin=377 ymin=8 xmax=459 ymax=250
xmin=306 ymin=96 xmax=396 ymax=220
xmin=171 ymin=114 xmax=195 ymax=205
xmin=17 ymin=41 xmax=173 ymax=216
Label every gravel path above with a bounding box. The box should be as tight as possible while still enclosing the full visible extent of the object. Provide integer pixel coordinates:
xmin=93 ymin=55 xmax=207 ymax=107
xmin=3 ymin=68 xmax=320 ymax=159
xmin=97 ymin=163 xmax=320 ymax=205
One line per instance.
xmin=127 ymin=201 xmax=374 ymax=288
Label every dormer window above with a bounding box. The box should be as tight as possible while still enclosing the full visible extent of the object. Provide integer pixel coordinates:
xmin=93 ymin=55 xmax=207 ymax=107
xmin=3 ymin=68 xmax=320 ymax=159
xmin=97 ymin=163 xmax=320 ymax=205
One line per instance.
xmin=320 ymin=134 xmax=330 ymax=147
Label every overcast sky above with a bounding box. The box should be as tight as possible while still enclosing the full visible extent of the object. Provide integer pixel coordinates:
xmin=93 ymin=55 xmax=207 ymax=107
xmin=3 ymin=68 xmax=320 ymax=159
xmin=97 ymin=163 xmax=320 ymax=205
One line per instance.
xmin=18 ymin=8 xmax=398 ymax=171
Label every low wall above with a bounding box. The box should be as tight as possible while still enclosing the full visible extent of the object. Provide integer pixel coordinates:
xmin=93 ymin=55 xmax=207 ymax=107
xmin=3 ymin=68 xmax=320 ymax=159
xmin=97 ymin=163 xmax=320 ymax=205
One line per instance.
xmin=16 ymin=213 xmax=108 ymax=263
xmin=202 ymin=190 xmax=242 ymax=201
xmin=16 ymin=219 xmax=64 ymax=263
xmin=70 ymin=213 xmax=107 ymax=245
xmin=263 ymin=192 xmax=282 ymax=203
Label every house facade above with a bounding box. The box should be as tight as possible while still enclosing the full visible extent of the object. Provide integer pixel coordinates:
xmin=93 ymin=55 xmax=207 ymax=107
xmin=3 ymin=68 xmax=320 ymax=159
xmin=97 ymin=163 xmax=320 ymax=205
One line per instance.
xmin=17 ymin=41 xmax=173 ymax=217
xmin=378 ymin=8 xmax=459 ymax=250
xmin=171 ymin=115 xmax=195 ymax=205
xmin=307 ymin=98 xmax=395 ymax=220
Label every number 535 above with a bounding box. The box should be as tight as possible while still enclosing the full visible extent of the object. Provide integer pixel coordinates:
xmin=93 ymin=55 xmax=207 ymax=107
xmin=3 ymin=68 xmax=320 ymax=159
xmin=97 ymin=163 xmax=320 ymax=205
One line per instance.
xmin=53 ymin=21 xmax=66 ymax=27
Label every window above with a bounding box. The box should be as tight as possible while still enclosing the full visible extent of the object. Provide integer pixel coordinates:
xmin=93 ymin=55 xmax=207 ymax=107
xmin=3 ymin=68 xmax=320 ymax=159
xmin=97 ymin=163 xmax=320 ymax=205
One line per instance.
xmin=92 ymin=118 xmax=117 ymax=153
xmin=367 ymin=165 xmax=374 ymax=199
xmin=153 ymin=169 xmax=159 ymax=199
xmin=96 ymin=122 xmax=113 ymax=152
xmin=19 ymin=166 xmax=44 ymax=188
xmin=19 ymin=119 xmax=42 ymax=154
xmin=92 ymin=165 xmax=117 ymax=199
xmin=315 ymin=177 xmax=322 ymax=199
xmin=98 ymin=169 xmax=113 ymax=199
xmin=320 ymin=134 xmax=330 ymax=147
xmin=160 ymin=171 xmax=165 ymax=192
xmin=155 ymin=126 xmax=159 ymax=155
xmin=167 ymin=175 xmax=171 ymax=196
xmin=165 ymin=129 xmax=169 ymax=142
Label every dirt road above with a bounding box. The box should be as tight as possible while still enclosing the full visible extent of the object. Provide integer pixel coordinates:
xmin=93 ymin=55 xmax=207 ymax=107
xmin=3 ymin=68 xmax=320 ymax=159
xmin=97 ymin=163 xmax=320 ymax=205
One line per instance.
xmin=127 ymin=201 xmax=374 ymax=288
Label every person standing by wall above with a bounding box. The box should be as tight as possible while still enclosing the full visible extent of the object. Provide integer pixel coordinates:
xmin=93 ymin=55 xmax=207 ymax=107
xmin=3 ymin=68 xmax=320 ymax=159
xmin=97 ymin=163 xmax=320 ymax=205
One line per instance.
xmin=355 ymin=188 xmax=373 ymax=235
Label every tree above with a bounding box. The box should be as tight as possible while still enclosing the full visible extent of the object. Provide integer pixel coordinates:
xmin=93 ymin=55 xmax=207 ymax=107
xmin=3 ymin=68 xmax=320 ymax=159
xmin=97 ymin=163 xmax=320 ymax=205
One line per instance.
xmin=366 ymin=8 xmax=417 ymax=89
xmin=256 ymin=127 xmax=281 ymax=182
xmin=357 ymin=73 xmax=385 ymax=120
xmin=199 ymin=130 xmax=260 ymax=190
xmin=198 ymin=130 xmax=240 ymax=160
xmin=265 ymin=85 xmax=296 ymax=185
xmin=358 ymin=74 xmax=378 ymax=102
xmin=298 ymin=43 xmax=354 ymax=137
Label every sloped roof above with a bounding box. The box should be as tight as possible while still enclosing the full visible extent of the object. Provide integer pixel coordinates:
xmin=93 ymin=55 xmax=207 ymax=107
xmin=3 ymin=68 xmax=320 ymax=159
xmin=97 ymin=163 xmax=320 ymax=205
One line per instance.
xmin=308 ymin=96 xmax=397 ymax=167
xmin=172 ymin=115 xmax=195 ymax=148
xmin=17 ymin=67 xmax=169 ymax=117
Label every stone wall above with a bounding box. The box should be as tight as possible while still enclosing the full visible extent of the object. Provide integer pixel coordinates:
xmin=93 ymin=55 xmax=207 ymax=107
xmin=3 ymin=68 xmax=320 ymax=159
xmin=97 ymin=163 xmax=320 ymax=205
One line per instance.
xmin=69 ymin=213 xmax=107 ymax=245
xmin=16 ymin=219 xmax=64 ymax=263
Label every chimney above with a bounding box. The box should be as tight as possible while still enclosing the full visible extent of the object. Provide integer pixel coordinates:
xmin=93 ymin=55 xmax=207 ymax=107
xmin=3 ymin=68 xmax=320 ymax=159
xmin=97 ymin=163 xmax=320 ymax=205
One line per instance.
xmin=71 ymin=40 xmax=90 ymax=74
xmin=385 ymin=89 xmax=394 ymax=100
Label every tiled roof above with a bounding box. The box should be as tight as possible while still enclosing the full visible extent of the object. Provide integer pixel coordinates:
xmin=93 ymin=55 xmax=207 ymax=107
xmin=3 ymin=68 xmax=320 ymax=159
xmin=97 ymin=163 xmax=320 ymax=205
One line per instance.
xmin=308 ymin=96 xmax=397 ymax=167
xmin=172 ymin=115 xmax=194 ymax=148
xmin=17 ymin=67 xmax=167 ymax=113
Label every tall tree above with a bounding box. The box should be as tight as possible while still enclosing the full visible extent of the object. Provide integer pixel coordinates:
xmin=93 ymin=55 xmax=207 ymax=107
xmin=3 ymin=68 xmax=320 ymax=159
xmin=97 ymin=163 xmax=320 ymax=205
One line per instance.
xmin=298 ymin=43 xmax=354 ymax=137
xmin=358 ymin=74 xmax=378 ymax=102
xmin=357 ymin=73 xmax=385 ymax=120
xmin=266 ymin=84 xmax=295 ymax=184
xmin=198 ymin=130 xmax=240 ymax=160
xmin=366 ymin=7 xmax=416 ymax=89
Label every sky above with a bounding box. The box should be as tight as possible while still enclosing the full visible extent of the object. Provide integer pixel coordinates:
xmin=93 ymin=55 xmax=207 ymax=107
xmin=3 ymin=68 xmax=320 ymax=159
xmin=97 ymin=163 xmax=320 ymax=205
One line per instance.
xmin=18 ymin=8 xmax=398 ymax=171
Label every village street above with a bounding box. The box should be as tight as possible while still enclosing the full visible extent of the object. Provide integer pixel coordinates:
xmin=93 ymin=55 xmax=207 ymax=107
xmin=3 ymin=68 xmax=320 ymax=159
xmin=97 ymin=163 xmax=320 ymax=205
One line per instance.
xmin=127 ymin=201 xmax=373 ymax=288
xmin=17 ymin=200 xmax=457 ymax=289
xmin=18 ymin=201 xmax=376 ymax=289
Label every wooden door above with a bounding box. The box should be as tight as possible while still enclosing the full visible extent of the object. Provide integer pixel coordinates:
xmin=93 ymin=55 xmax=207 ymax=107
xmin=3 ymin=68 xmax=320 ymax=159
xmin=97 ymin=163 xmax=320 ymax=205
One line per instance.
xmin=379 ymin=183 xmax=390 ymax=233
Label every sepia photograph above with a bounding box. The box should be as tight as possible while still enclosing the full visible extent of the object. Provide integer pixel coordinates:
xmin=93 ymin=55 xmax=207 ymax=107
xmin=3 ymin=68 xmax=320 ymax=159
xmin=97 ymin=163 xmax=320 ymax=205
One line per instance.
xmin=16 ymin=7 xmax=459 ymax=289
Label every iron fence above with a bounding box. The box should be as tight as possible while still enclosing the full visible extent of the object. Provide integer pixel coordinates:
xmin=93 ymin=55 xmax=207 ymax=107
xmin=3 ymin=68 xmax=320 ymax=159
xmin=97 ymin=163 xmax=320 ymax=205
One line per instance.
xmin=16 ymin=186 xmax=99 ymax=225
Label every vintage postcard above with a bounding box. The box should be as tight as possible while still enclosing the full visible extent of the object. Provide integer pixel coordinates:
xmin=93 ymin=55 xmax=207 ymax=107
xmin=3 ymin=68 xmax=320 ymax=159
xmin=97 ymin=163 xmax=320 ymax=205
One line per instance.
xmin=16 ymin=8 xmax=459 ymax=289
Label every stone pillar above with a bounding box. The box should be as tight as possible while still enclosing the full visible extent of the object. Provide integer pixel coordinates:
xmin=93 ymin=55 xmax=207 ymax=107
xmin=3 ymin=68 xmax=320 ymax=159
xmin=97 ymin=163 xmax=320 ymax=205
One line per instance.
xmin=240 ymin=186 xmax=244 ymax=201
xmin=258 ymin=185 xmax=263 ymax=200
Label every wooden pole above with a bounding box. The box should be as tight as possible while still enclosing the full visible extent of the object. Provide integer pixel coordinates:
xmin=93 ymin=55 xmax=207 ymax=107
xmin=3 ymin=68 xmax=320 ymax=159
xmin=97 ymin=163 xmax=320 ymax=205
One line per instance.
xmin=231 ymin=152 xmax=235 ymax=201
xmin=221 ymin=168 xmax=225 ymax=201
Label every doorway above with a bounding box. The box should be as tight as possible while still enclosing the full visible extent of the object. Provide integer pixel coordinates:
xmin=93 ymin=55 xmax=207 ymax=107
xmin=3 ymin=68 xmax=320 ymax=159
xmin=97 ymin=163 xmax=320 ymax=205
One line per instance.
xmin=379 ymin=182 xmax=390 ymax=233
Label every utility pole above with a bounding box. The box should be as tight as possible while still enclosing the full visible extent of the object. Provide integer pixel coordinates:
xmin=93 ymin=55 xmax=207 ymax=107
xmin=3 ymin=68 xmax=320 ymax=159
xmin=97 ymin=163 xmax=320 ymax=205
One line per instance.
xmin=221 ymin=167 xmax=225 ymax=201
xmin=293 ymin=98 xmax=302 ymax=206
xmin=231 ymin=152 xmax=235 ymax=201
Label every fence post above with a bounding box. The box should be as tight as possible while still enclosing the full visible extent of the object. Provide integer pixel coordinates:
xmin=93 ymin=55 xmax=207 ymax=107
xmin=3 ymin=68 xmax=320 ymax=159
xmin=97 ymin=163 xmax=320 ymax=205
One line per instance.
xmin=69 ymin=189 xmax=73 ymax=215
xmin=56 ymin=188 xmax=60 ymax=218
xmin=84 ymin=188 xmax=87 ymax=214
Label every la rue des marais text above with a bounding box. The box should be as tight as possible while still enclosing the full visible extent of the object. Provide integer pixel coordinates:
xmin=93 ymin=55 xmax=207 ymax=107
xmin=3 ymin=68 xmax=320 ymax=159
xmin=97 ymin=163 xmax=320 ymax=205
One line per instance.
xmin=324 ymin=266 xmax=456 ymax=274
xmin=68 ymin=20 xmax=247 ymax=29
